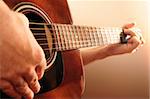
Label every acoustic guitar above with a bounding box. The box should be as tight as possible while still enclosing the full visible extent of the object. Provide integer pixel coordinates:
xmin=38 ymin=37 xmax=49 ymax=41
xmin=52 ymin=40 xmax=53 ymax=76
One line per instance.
xmin=1 ymin=0 xmax=140 ymax=99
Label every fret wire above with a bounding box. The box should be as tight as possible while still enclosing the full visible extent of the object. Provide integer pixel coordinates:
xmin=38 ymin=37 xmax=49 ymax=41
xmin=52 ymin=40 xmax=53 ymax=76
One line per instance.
xmin=30 ymin=21 xmax=123 ymax=47
xmin=58 ymin=25 xmax=65 ymax=50
xmin=64 ymin=24 xmax=70 ymax=50
xmin=80 ymin=26 xmax=84 ymax=47
xmin=79 ymin=26 xmax=85 ymax=48
xmin=84 ymin=26 xmax=89 ymax=47
xmin=66 ymin=25 xmax=70 ymax=49
xmin=86 ymin=27 xmax=92 ymax=47
xmin=70 ymin=25 xmax=76 ymax=49
xmin=65 ymin=24 xmax=71 ymax=50
xmin=94 ymin=27 xmax=99 ymax=46
xmin=33 ymin=28 xmax=121 ymax=45
xmin=89 ymin=27 xmax=95 ymax=46
xmin=73 ymin=25 xmax=78 ymax=49
xmin=97 ymin=28 xmax=102 ymax=46
xmin=87 ymin=27 xmax=92 ymax=47
xmin=61 ymin=24 xmax=67 ymax=50
xmin=77 ymin=26 xmax=81 ymax=47
xmin=92 ymin=26 xmax=97 ymax=46
xmin=82 ymin=26 xmax=87 ymax=47
xmin=92 ymin=27 xmax=96 ymax=46
xmin=68 ymin=25 xmax=74 ymax=49
xmin=84 ymin=27 xmax=89 ymax=47
xmin=54 ymin=24 xmax=61 ymax=50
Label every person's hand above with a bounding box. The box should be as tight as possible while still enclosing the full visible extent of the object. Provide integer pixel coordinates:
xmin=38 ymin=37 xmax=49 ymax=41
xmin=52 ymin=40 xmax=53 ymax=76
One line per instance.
xmin=105 ymin=23 xmax=145 ymax=56
xmin=0 ymin=10 xmax=46 ymax=99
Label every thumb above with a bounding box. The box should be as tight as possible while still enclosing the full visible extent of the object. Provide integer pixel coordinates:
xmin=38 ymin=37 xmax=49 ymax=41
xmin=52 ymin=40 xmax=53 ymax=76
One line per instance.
xmin=122 ymin=22 xmax=136 ymax=29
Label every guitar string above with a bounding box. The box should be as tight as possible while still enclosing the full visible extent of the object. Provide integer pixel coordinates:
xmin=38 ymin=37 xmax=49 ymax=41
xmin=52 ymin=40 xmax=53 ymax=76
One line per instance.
xmin=31 ymin=30 xmax=120 ymax=50
xmin=29 ymin=22 xmax=121 ymax=50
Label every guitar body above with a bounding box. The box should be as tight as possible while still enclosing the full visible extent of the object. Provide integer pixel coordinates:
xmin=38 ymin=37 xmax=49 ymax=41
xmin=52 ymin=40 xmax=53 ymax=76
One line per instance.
xmin=2 ymin=0 xmax=85 ymax=99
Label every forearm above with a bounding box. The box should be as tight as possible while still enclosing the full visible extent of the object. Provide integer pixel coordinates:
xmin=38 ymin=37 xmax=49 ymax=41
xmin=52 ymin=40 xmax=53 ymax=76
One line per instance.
xmin=80 ymin=46 xmax=110 ymax=65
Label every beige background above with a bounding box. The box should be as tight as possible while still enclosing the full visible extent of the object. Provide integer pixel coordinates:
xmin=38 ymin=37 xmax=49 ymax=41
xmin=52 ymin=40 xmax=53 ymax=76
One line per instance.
xmin=68 ymin=0 xmax=149 ymax=99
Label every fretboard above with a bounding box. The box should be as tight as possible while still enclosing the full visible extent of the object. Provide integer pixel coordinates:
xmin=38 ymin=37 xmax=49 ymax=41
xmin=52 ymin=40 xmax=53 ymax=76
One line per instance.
xmin=51 ymin=24 xmax=122 ymax=51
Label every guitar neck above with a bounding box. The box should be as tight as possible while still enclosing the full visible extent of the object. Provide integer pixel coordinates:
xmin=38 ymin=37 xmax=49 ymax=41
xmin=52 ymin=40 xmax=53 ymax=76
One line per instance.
xmin=51 ymin=24 xmax=122 ymax=51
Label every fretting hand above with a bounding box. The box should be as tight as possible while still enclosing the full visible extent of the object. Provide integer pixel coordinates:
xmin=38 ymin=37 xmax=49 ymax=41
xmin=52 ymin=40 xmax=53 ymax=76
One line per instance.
xmin=105 ymin=23 xmax=145 ymax=56
xmin=81 ymin=23 xmax=145 ymax=65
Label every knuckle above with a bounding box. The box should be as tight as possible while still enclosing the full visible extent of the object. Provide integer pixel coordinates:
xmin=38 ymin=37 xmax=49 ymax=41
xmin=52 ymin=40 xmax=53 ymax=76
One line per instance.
xmin=16 ymin=12 xmax=29 ymax=26
xmin=34 ymin=47 xmax=45 ymax=64
xmin=0 ymin=80 xmax=12 ymax=90
xmin=0 ymin=80 xmax=20 ymax=98
xmin=23 ymin=66 xmax=34 ymax=76
xmin=30 ymin=81 xmax=40 ymax=93
xmin=15 ymin=80 xmax=27 ymax=89
xmin=17 ymin=86 xmax=33 ymax=99
xmin=126 ymin=48 xmax=134 ymax=53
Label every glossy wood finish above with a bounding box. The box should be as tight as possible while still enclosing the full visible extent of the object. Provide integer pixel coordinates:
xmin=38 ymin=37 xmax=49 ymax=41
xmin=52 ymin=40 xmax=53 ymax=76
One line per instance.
xmin=3 ymin=0 xmax=85 ymax=98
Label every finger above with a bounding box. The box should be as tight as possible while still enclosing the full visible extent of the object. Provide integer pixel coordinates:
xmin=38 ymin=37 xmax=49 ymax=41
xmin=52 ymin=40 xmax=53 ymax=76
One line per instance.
xmin=9 ymin=75 xmax=34 ymax=99
xmin=127 ymin=36 xmax=141 ymax=53
xmin=137 ymin=33 xmax=145 ymax=44
xmin=15 ymin=12 xmax=29 ymax=27
xmin=23 ymin=68 xmax=40 ymax=93
xmin=122 ymin=23 xmax=135 ymax=29
xmin=0 ymin=79 xmax=21 ymax=98
xmin=123 ymin=29 xmax=136 ymax=36
xmin=124 ymin=29 xmax=145 ymax=45
xmin=34 ymin=47 xmax=47 ymax=80
xmin=35 ymin=55 xmax=47 ymax=80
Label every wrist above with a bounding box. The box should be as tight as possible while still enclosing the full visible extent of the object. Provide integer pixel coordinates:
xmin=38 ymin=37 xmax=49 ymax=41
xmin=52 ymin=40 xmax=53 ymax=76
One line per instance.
xmin=95 ymin=46 xmax=111 ymax=60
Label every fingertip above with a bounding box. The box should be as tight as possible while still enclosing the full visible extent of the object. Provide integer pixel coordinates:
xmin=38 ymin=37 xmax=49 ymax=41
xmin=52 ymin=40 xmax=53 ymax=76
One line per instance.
xmin=35 ymin=66 xmax=44 ymax=80
xmin=25 ymin=91 xmax=34 ymax=99
xmin=123 ymin=22 xmax=136 ymax=29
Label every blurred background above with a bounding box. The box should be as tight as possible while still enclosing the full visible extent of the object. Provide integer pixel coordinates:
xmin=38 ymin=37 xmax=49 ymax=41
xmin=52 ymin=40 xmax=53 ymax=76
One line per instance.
xmin=68 ymin=0 xmax=149 ymax=99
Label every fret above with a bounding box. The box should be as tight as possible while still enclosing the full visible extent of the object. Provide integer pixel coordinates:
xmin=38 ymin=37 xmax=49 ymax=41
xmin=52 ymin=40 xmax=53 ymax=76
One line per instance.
xmin=61 ymin=24 xmax=67 ymax=50
xmin=72 ymin=25 xmax=78 ymax=49
xmin=76 ymin=26 xmax=82 ymax=48
xmin=58 ymin=25 xmax=65 ymax=50
xmin=80 ymin=26 xmax=86 ymax=47
xmin=51 ymin=23 xmax=129 ymax=51
xmin=92 ymin=27 xmax=96 ymax=46
xmin=93 ymin=27 xmax=99 ymax=46
xmin=30 ymin=21 xmax=137 ymax=51
xmin=63 ymin=24 xmax=69 ymax=50
xmin=92 ymin=27 xmax=97 ymax=46
xmin=82 ymin=26 xmax=89 ymax=47
xmin=53 ymin=24 xmax=61 ymax=50
xmin=80 ymin=26 xmax=84 ymax=47
xmin=105 ymin=28 xmax=111 ymax=44
xmin=65 ymin=24 xmax=71 ymax=50
xmin=101 ymin=28 xmax=108 ymax=45
xmin=66 ymin=25 xmax=71 ymax=49
xmin=74 ymin=25 xmax=79 ymax=48
xmin=88 ymin=27 xmax=94 ymax=46
xmin=69 ymin=25 xmax=74 ymax=49
xmin=84 ymin=27 xmax=91 ymax=47
xmin=96 ymin=28 xmax=103 ymax=46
